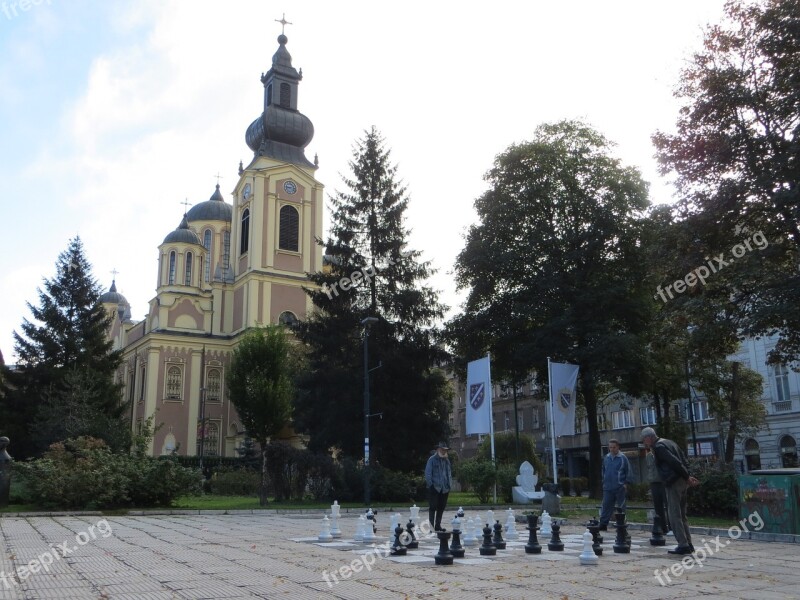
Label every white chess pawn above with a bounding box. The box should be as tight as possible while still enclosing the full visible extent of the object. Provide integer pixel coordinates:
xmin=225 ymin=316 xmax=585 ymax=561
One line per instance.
xmin=505 ymin=508 xmax=519 ymax=541
xmin=363 ymin=510 xmax=376 ymax=543
xmin=390 ymin=513 xmax=399 ymax=536
xmin=354 ymin=514 xmax=366 ymax=542
xmin=540 ymin=511 xmax=552 ymax=535
xmin=410 ymin=504 xmax=421 ymax=524
xmin=579 ymin=529 xmax=599 ymax=565
xmin=486 ymin=510 xmax=495 ymax=529
xmin=463 ymin=517 xmax=476 ymax=546
xmin=330 ymin=501 xmax=342 ymax=538
xmin=318 ymin=515 xmax=333 ymax=542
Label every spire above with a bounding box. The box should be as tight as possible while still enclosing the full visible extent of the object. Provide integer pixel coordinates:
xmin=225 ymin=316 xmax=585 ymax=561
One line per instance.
xmin=210 ymin=183 xmax=224 ymax=202
xmin=109 ymin=280 xmax=117 ymax=293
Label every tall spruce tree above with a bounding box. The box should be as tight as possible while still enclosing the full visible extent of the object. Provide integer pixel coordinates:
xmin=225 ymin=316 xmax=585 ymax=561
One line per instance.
xmin=2 ymin=237 xmax=126 ymax=456
xmin=296 ymin=127 xmax=451 ymax=473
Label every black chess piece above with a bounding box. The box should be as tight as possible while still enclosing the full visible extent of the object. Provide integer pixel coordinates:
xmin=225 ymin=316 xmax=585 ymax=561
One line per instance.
xmin=525 ymin=513 xmax=542 ymax=555
xmin=492 ymin=520 xmax=507 ymax=550
xmin=405 ymin=519 xmax=418 ymax=549
xmin=547 ymin=521 xmax=564 ymax=551
xmin=650 ymin=514 xmax=666 ymax=547
xmin=612 ymin=507 xmax=630 ymax=554
xmin=390 ymin=523 xmax=407 ymax=556
xmin=435 ymin=530 xmax=454 ymax=565
xmin=449 ymin=524 xmax=465 ymax=558
xmin=586 ymin=519 xmax=603 ymax=556
xmin=479 ymin=523 xmax=497 ymax=556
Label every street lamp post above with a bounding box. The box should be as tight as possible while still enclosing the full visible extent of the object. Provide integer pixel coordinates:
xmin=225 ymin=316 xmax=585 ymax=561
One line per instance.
xmin=361 ymin=316 xmax=379 ymax=506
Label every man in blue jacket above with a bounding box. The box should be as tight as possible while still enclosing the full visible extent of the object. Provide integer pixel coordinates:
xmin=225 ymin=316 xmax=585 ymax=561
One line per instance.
xmin=425 ymin=441 xmax=452 ymax=532
xmin=599 ymin=439 xmax=631 ymax=531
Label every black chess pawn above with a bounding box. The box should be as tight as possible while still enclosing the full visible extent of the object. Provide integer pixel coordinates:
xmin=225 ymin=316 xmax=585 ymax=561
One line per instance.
xmin=449 ymin=524 xmax=465 ymax=558
xmin=390 ymin=523 xmax=407 ymax=556
xmin=547 ymin=521 xmax=564 ymax=551
xmin=435 ymin=530 xmax=454 ymax=565
xmin=612 ymin=507 xmax=630 ymax=554
xmin=586 ymin=519 xmax=603 ymax=556
xmin=492 ymin=520 xmax=507 ymax=550
xmin=525 ymin=513 xmax=542 ymax=555
xmin=405 ymin=519 xmax=419 ymax=549
xmin=650 ymin=514 xmax=666 ymax=547
xmin=479 ymin=523 xmax=497 ymax=556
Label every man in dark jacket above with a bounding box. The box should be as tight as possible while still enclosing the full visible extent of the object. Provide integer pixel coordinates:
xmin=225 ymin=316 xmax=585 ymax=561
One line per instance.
xmin=424 ymin=441 xmax=452 ymax=531
xmin=642 ymin=427 xmax=699 ymax=555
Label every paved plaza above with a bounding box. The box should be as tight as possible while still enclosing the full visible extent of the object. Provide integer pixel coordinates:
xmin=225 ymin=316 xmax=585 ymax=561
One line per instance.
xmin=0 ymin=512 xmax=798 ymax=599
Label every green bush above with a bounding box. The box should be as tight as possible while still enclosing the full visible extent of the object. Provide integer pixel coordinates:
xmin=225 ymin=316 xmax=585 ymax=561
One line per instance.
xmin=627 ymin=482 xmax=650 ymax=502
xmin=458 ymin=459 xmax=496 ymax=503
xmin=496 ymin=464 xmax=517 ymax=503
xmin=687 ymin=461 xmax=738 ymax=518
xmin=207 ymin=468 xmax=261 ymax=496
xmin=16 ymin=437 xmax=201 ymax=509
xmin=475 ymin=432 xmax=546 ymax=474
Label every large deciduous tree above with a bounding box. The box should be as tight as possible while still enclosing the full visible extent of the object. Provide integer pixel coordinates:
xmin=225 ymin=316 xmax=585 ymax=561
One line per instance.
xmin=1 ymin=237 xmax=126 ymax=457
xmin=449 ymin=120 xmax=651 ymax=497
xmin=296 ymin=127 xmax=451 ymax=473
xmin=653 ymin=0 xmax=800 ymax=363
xmin=227 ymin=325 xmax=297 ymax=506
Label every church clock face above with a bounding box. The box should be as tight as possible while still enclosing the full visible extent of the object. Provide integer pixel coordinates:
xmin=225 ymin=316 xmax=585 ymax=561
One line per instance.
xmin=242 ymin=183 xmax=251 ymax=200
xmin=283 ymin=180 xmax=297 ymax=195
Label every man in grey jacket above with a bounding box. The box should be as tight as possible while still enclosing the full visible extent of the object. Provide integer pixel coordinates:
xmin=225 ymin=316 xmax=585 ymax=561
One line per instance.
xmin=599 ymin=439 xmax=631 ymax=530
xmin=424 ymin=441 xmax=452 ymax=531
xmin=642 ymin=427 xmax=699 ymax=555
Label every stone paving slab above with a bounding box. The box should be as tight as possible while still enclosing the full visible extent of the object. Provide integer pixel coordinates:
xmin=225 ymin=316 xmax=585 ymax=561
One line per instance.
xmin=0 ymin=514 xmax=797 ymax=599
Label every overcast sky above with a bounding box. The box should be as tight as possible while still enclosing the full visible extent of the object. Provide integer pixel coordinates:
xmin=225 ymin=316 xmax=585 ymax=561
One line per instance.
xmin=0 ymin=0 xmax=729 ymax=362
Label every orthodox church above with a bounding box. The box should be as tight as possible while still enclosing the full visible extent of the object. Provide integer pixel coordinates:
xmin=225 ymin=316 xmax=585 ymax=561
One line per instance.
xmin=100 ymin=32 xmax=323 ymax=457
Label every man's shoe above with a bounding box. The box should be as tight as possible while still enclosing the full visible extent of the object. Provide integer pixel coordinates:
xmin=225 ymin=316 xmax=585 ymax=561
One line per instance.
xmin=668 ymin=545 xmax=693 ymax=555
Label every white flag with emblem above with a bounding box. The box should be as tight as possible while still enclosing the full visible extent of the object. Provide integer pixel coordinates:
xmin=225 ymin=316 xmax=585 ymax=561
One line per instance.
xmin=466 ymin=356 xmax=492 ymax=435
xmin=550 ymin=362 xmax=579 ymax=437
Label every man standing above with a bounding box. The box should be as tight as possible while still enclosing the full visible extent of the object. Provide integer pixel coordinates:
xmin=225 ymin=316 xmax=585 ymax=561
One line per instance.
xmin=641 ymin=427 xmax=699 ymax=555
xmin=599 ymin=439 xmax=631 ymax=531
xmin=425 ymin=441 xmax=452 ymax=532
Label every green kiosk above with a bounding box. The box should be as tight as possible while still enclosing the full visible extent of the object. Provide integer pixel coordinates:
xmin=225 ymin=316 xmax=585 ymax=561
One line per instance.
xmin=738 ymin=468 xmax=800 ymax=534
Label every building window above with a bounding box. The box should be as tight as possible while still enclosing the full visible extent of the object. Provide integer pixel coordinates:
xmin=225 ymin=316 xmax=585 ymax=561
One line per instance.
xmin=687 ymin=441 xmax=715 ymax=457
xmin=203 ymin=229 xmax=212 ymax=282
xmin=774 ymin=365 xmax=791 ymax=403
xmin=640 ymin=406 xmax=657 ymax=426
xmin=744 ymin=438 xmax=761 ymax=471
xmin=279 ymin=205 xmax=299 ymax=251
xmin=205 ymin=368 xmax=222 ymax=404
xmin=612 ymin=409 xmax=634 ymax=429
xmin=517 ymin=409 xmax=524 ymax=431
xmin=223 ymin=231 xmax=231 ymax=273
xmin=185 ymin=252 xmax=193 ymax=286
xmin=198 ymin=421 xmax=220 ymax=457
xmin=598 ymin=413 xmax=608 ymax=430
xmin=688 ymin=400 xmax=710 ymax=421
xmin=503 ymin=411 xmax=510 ymax=432
xmin=266 ymin=83 xmax=272 ymax=106
xmin=278 ymin=311 xmax=298 ymax=327
xmin=168 ymin=251 xmax=176 ymax=285
xmin=531 ymin=408 xmax=540 ymax=430
xmin=139 ymin=365 xmax=146 ymax=403
xmin=165 ymin=365 xmax=182 ymax=400
xmin=240 ymin=209 xmax=250 ymax=255
xmin=280 ymin=82 xmax=290 ymax=107
xmin=780 ymin=435 xmax=798 ymax=468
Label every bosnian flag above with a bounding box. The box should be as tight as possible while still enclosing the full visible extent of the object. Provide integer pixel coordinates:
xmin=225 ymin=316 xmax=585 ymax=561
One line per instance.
xmin=466 ymin=356 xmax=492 ymax=435
xmin=550 ymin=362 xmax=579 ymax=437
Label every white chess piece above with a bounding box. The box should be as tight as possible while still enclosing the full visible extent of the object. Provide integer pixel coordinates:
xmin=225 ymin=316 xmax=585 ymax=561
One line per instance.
xmin=330 ymin=501 xmax=341 ymax=538
xmin=354 ymin=514 xmax=366 ymax=542
xmin=540 ymin=511 xmax=552 ymax=535
xmin=505 ymin=508 xmax=519 ymax=541
xmin=390 ymin=513 xmax=399 ymax=536
xmin=463 ymin=517 xmax=476 ymax=546
xmin=410 ymin=504 xmax=421 ymax=525
xmin=487 ymin=510 xmax=495 ymax=529
xmin=363 ymin=510 xmax=376 ymax=543
xmin=579 ymin=529 xmax=599 ymax=565
xmin=318 ymin=515 xmax=333 ymax=542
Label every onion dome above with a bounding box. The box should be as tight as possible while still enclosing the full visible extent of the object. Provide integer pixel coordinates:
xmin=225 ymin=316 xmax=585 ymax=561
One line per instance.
xmin=245 ymin=34 xmax=315 ymax=168
xmin=163 ymin=214 xmax=202 ymax=245
xmin=186 ymin=184 xmax=232 ymax=223
xmin=99 ymin=280 xmax=129 ymax=306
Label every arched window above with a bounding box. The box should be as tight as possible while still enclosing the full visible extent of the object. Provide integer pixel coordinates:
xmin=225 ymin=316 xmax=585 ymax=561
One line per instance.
xmin=185 ymin=252 xmax=193 ymax=285
xmin=279 ymin=311 xmax=298 ymax=327
xmin=266 ymin=83 xmax=273 ymax=106
xmin=203 ymin=229 xmax=212 ymax=282
xmin=223 ymin=231 xmax=231 ymax=272
xmin=240 ymin=209 xmax=250 ymax=255
xmin=744 ymin=438 xmax=761 ymax=471
xmin=780 ymin=435 xmax=798 ymax=468
xmin=198 ymin=421 xmax=220 ymax=456
xmin=280 ymin=82 xmax=290 ymax=107
xmin=206 ymin=368 xmax=222 ymax=403
xmin=279 ymin=205 xmax=299 ymax=251
xmin=168 ymin=251 xmax=176 ymax=285
xmin=166 ymin=365 xmax=182 ymax=399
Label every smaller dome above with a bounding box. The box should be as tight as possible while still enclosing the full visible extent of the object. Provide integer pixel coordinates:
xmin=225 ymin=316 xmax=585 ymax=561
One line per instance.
xmin=163 ymin=214 xmax=202 ymax=245
xmin=186 ymin=184 xmax=232 ymax=223
xmin=99 ymin=280 xmax=129 ymax=305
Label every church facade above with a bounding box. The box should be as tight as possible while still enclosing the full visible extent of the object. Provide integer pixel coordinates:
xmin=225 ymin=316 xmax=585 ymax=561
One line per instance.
xmin=100 ymin=33 xmax=323 ymax=457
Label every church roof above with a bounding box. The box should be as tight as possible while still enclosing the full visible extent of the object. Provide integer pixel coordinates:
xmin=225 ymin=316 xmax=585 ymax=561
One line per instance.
xmin=186 ymin=184 xmax=232 ymax=223
xmin=98 ymin=280 xmax=129 ymax=306
xmin=163 ymin=214 xmax=202 ymax=245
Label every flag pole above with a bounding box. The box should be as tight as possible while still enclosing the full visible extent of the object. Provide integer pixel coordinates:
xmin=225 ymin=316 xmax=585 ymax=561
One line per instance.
xmin=487 ymin=353 xmax=496 ymax=504
xmin=547 ymin=357 xmax=558 ymax=485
